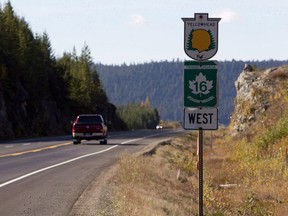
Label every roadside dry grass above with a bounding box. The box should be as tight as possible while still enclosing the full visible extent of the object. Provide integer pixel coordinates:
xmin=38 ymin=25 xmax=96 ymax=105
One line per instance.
xmin=98 ymin=124 xmax=288 ymax=216
xmin=111 ymin=133 xmax=199 ymax=216
xmin=98 ymin=68 xmax=288 ymax=215
xmin=205 ymin=125 xmax=288 ymax=215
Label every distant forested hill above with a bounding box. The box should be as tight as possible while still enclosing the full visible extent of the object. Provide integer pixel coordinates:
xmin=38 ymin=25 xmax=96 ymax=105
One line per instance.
xmin=96 ymin=60 xmax=288 ymax=125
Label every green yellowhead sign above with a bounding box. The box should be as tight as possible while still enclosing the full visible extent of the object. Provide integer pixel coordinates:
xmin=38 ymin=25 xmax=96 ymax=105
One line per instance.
xmin=184 ymin=61 xmax=218 ymax=107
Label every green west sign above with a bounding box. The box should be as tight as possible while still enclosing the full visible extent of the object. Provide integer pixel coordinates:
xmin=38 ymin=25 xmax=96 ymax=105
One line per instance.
xmin=184 ymin=61 xmax=218 ymax=107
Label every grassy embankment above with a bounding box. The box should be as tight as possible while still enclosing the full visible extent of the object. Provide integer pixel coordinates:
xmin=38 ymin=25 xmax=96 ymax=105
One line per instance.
xmin=103 ymin=71 xmax=288 ymax=215
xmin=109 ymin=122 xmax=288 ymax=215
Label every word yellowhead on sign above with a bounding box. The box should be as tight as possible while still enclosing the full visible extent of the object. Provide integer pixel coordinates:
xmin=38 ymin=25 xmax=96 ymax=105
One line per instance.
xmin=182 ymin=13 xmax=221 ymax=61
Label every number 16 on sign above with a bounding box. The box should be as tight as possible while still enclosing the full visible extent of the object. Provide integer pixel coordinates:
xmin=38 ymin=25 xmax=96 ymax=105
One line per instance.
xmin=184 ymin=61 xmax=218 ymax=107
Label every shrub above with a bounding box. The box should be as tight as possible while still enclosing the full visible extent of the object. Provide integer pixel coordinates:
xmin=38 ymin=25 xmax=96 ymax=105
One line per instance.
xmin=255 ymin=116 xmax=288 ymax=152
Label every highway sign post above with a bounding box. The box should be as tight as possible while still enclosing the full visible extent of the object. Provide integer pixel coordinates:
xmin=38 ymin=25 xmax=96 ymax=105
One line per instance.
xmin=182 ymin=13 xmax=221 ymax=216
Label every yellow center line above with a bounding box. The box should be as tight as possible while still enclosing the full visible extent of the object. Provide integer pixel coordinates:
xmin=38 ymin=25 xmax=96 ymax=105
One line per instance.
xmin=0 ymin=142 xmax=72 ymax=158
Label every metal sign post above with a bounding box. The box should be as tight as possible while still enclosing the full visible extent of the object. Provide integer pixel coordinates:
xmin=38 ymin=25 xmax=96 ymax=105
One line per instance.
xmin=182 ymin=13 xmax=221 ymax=216
xmin=195 ymin=129 xmax=204 ymax=216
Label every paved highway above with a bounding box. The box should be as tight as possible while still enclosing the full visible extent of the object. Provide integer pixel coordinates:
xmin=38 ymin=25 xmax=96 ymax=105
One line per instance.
xmin=0 ymin=129 xmax=184 ymax=216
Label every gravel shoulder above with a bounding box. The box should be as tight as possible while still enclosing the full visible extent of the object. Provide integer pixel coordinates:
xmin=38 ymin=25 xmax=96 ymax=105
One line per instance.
xmin=69 ymin=141 xmax=164 ymax=216
xmin=69 ymin=164 xmax=119 ymax=216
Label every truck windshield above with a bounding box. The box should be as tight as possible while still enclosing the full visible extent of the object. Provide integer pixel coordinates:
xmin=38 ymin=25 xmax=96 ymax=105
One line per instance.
xmin=77 ymin=116 xmax=102 ymax=123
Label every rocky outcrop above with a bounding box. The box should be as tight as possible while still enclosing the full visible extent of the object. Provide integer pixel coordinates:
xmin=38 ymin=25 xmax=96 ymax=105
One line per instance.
xmin=231 ymin=64 xmax=288 ymax=135
xmin=0 ymin=81 xmax=66 ymax=139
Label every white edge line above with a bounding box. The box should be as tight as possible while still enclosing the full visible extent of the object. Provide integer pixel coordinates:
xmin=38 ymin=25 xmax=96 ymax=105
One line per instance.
xmin=0 ymin=145 xmax=118 ymax=188
xmin=0 ymin=133 xmax=169 ymax=188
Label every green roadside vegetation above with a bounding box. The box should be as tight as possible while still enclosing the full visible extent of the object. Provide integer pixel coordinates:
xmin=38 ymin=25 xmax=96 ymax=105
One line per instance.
xmin=116 ymin=97 xmax=160 ymax=130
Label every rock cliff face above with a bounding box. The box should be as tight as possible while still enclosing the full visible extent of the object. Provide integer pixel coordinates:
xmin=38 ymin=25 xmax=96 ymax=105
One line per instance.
xmin=230 ymin=64 xmax=288 ymax=135
xmin=0 ymin=84 xmax=14 ymax=138
xmin=0 ymin=81 xmax=65 ymax=139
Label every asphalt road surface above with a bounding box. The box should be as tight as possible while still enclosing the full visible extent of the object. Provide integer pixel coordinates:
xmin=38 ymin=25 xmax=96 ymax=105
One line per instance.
xmin=0 ymin=129 xmax=185 ymax=216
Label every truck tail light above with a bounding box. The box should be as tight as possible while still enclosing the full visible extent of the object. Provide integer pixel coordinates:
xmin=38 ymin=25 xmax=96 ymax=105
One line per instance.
xmin=72 ymin=124 xmax=78 ymax=132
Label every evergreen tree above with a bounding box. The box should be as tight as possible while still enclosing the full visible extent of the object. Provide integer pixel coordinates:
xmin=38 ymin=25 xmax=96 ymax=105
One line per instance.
xmin=57 ymin=44 xmax=108 ymax=113
xmin=116 ymin=102 xmax=160 ymax=130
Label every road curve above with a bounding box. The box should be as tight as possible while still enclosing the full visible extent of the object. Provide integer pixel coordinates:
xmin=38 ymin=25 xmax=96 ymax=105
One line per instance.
xmin=0 ymin=129 xmax=184 ymax=216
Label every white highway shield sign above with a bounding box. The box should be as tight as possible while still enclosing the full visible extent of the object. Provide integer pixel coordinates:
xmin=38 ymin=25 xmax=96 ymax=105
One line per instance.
xmin=182 ymin=13 xmax=221 ymax=61
xmin=184 ymin=107 xmax=218 ymax=130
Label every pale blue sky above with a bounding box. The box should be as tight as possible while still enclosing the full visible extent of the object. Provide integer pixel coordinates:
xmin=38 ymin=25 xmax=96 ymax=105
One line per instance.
xmin=3 ymin=0 xmax=288 ymax=64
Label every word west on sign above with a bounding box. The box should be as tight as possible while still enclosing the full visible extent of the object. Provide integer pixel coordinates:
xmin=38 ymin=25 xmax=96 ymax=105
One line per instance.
xmin=184 ymin=61 xmax=218 ymax=107
xmin=184 ymin=107 xmax=218 ymax=130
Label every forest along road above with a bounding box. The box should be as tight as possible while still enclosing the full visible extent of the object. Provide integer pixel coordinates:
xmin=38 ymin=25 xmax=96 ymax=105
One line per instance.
xmin=0 ymin=129 xmax=185 ymax=216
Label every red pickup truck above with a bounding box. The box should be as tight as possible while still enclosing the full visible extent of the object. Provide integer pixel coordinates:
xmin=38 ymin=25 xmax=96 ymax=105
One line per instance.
xmin=72 ymin=114 xmax=108 ymax=144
